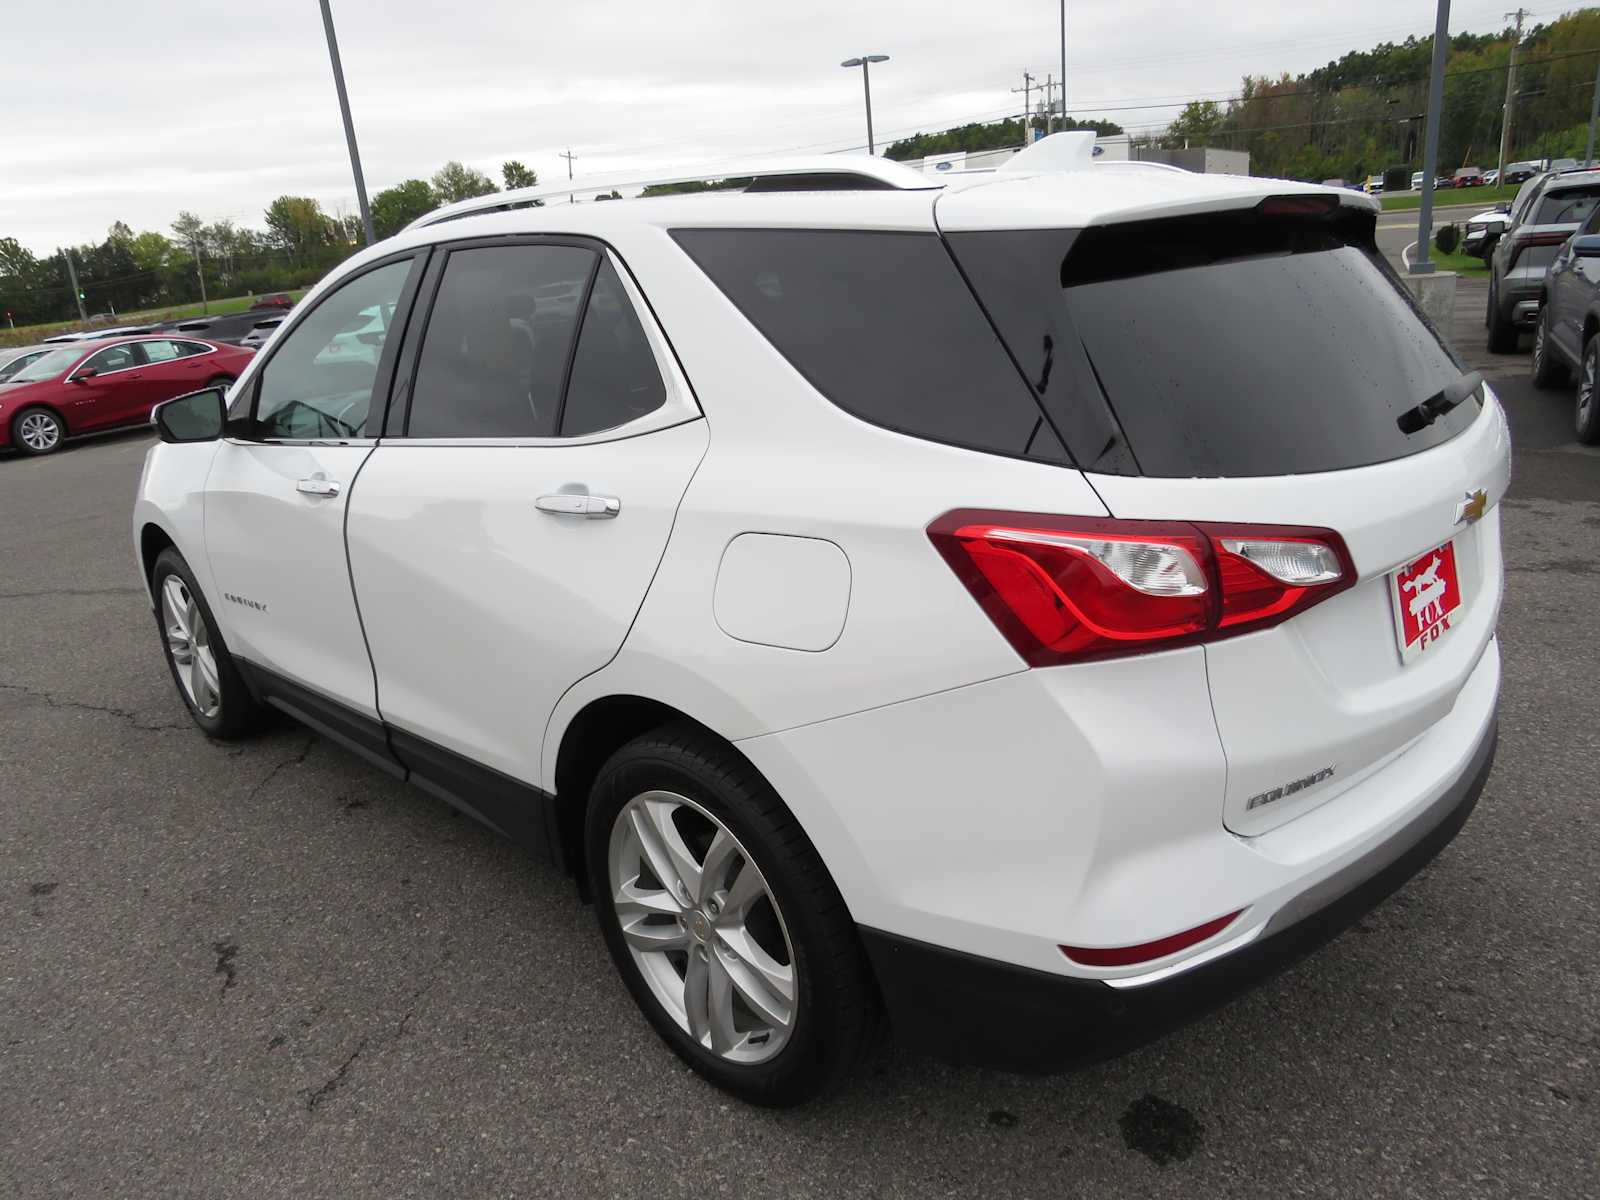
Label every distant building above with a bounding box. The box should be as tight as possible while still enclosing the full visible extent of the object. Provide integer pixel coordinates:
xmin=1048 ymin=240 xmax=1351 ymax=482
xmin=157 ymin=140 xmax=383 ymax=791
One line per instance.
xmin=895 ymin=139 xmax=1248 ymax=176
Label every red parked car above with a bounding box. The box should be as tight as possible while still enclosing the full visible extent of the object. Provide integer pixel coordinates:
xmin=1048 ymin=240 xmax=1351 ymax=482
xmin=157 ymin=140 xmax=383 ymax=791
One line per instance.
xmin=0 ymin=336 xmax=252 ymax=456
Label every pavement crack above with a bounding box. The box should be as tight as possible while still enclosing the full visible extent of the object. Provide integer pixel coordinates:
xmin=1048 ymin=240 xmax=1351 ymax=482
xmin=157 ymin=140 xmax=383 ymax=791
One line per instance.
xmin=0 ymin=680 xmax=188 ymax=732
xmin=244 ymin=736 xmax=317 ymax=804
xmin=302 ymin=950 xmax=451 ymax=1116
xmin=0 ymin=586 xmax=143 ymax=600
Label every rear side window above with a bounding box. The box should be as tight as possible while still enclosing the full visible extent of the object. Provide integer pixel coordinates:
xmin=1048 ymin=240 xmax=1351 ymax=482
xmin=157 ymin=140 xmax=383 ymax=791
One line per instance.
xmin=560 ymin=258 xmax=667 ymax=436
xmin=1535 ymin=184 xmax=1600 ymax=225
xmin=948 ymin=208 xmax=1478 ymax=478
xmin=672 ymin=229 xmax=1051 ymax=459
xmin=407 ymin=244 xmax=596 ymax=438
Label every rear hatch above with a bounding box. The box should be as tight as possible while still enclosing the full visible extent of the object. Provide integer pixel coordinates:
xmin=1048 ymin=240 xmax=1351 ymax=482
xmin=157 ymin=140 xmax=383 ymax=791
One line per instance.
xmin=944 ymin=189 xmax=1510 ymax=835
xmin=1506 ymin=177 xmax=1600 ymax=282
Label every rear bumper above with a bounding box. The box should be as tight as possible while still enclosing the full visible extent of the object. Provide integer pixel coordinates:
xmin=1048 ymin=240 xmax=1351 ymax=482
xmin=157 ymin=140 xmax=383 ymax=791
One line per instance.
xmin=860 ymin=716 xmax=1497 ymax=1074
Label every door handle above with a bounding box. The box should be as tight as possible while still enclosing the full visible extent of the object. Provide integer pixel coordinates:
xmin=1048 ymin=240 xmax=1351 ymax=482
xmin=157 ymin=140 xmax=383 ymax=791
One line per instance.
xmin=296 ymin=477 xmax=342 ymax=497
xmin=536 ymin=493 xmax=620 ymax=518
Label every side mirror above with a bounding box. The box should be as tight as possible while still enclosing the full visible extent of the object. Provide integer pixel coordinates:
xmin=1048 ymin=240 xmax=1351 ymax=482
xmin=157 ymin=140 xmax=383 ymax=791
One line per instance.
xmin=1574 ymin=235 xmax=1600 ymax=258
xmin=152 ymin=387 xmax=226 ymax=443
xmin=71 ymin=368 xmax=96 ymax=384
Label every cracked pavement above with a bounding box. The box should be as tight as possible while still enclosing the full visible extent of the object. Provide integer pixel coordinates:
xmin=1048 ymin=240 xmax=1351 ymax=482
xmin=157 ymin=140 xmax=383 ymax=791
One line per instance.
xmin=1 ymin=356 xmax=1596 ymax=1199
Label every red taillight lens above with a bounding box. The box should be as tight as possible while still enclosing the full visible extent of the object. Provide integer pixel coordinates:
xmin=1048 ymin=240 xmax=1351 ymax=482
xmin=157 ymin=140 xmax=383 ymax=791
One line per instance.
xmin=928 ymin=510 xmax=1355 ymax=666
xmin=1508 ymin=229 xmax=1571 ymax=267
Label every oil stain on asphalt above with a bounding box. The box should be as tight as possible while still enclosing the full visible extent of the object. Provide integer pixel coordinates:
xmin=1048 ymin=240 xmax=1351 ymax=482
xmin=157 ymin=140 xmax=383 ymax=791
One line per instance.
xmin=1119 ymin=1094 xmax=1204 ymax=1166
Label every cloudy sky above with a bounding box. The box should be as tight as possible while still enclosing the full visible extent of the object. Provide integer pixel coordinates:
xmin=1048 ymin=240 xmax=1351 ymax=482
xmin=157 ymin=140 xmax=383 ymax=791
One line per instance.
xmin=3 ymin=0 xmax=1521 ymax=252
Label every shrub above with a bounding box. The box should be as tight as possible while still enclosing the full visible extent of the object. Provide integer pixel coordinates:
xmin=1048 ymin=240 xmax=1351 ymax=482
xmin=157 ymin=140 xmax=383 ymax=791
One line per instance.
xmin=1435 ymin=223 xmax=1461 ymax=255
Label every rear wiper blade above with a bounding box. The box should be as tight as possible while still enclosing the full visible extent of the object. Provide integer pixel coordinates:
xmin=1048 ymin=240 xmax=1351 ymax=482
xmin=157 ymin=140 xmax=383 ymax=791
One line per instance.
xmin=1397 ymin=370 xmax=1482 ymax=435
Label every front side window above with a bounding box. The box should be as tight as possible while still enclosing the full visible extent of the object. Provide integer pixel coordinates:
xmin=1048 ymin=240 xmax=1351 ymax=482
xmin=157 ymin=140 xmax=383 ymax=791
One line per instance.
xmin=407 ymin=244 xmax=596 ymax=438
xmin=255 ymin=257 xmax=415 ymax=439
xmin=81 ymin=344 xmax=142 ymax=375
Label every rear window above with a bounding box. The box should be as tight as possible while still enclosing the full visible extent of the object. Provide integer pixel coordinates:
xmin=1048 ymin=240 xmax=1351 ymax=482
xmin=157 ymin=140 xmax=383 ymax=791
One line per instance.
xmin=1534 ymin=184 xmax=1600 ymax=225
xmin=671 ymin=229 xmax=1059 ymax=460
xmin=948 ymin=208 xmax=1479 ymax=478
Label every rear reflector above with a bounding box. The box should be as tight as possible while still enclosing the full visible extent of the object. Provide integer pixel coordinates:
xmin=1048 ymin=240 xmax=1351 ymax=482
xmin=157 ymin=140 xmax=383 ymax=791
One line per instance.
xmin=1060 ymin=910 xmax=1243 ymax=968
xmin=928 ymin=510 xmax=1356 ymax=665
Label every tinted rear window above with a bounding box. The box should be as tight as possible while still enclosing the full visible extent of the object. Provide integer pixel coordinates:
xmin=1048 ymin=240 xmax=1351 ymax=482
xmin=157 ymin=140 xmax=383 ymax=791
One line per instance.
xmin=949 ymin=209 xmax=1478 ymax=478
xmin=671 ymin=228 xmax=1057 ymax=460
xmin=1534 ymin=184 xmax=1600 ymax=225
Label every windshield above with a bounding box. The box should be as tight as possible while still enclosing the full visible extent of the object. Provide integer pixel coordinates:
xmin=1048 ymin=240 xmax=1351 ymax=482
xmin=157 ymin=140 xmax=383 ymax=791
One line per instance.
xmin=8 ymin=347 xmax=83 ymax=383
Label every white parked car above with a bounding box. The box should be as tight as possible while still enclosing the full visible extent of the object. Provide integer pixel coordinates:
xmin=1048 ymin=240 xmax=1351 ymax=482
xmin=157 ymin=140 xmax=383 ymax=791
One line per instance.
xmin=132 ymin=135 xmax=1509 ymax=1106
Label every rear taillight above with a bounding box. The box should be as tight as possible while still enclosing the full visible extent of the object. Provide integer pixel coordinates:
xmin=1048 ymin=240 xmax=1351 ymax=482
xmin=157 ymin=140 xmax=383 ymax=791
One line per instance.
xmin=1508 ymin=229 xmax=1570 ymax=267
xmin=928 ymin=510 xmax=1355 ymax=666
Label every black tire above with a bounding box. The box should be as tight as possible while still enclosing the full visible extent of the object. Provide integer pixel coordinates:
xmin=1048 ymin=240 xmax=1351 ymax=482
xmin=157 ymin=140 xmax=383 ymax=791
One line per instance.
xmin=10 ymin=406 xmax=65 ymax=456
xmin=1487 ymin=289 xmax=1520 ymax=353
xmin=1531 ymin=307 xmax=1570 ymax=388
xmin=150 ymin=547 xmax=269 ymax=739
xmin=1484 ymin=279 xmax=1494 ymax=329
xmin=1577 ymin=338 xmax=1600 ymax=444
xmin=586 ymin=723 xmax=880 ymax=1106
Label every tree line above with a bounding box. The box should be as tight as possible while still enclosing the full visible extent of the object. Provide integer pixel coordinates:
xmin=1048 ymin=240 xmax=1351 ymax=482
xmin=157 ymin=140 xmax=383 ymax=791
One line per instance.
xmin=1 ymin=159 xmax=537 ymax=328
xmin=1145 ymin=10 xmax=1600 ymax=183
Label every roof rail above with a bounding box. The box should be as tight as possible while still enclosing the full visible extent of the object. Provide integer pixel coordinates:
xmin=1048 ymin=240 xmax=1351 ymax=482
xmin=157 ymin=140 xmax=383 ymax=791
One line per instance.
xmin=406 ymin=154 xmax=939 ymax=231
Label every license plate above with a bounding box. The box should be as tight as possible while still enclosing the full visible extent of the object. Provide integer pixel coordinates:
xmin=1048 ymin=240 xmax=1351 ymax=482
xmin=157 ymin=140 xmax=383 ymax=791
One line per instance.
xmin=1391 ymin=540 xmax=1464 ymax=664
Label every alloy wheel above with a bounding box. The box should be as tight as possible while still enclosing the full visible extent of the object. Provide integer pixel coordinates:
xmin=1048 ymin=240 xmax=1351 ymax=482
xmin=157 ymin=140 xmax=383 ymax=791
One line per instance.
xmin=17 ymin=411 xmax=61 ymax=452
xmin=1581 ymin=348 xmax=1596 ymax=431
xmin=607 ymin=790 xmax=797 ymax=1064
xmin=160 ymin=575 xmax=222 ymax=719
xmin=1534 ymin=319 xmax=1546 ymax=369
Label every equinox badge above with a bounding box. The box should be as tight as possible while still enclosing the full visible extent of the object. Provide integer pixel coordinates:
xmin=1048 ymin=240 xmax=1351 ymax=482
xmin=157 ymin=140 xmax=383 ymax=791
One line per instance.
xmin=1246 ymin=766 xmax=1335 ymax=811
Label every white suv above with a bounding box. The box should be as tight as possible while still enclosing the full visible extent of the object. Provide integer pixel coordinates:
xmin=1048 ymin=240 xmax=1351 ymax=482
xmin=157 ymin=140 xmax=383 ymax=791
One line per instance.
xmin=133 ymin=136 xmax=1509 ymax=1106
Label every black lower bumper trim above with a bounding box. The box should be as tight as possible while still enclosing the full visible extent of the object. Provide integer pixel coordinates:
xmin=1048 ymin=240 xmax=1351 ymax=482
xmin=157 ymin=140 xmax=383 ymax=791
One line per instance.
xmin=859 ymin=720 xmax=1497 ymax=1074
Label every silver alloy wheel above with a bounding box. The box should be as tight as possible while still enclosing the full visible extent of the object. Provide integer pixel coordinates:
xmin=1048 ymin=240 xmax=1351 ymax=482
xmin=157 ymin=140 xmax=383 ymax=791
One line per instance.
xmin=1534 ymin=318 xmax=1547 ymax=369
xmin=608 ymin=790 xmax=797 ymax=1064
xmin=17 ymin=411 xmax=61 ymax=452
xmin=160 ymin=575 xmax=222 ymax=719
xmin=1581 ymin=346 xmax=1596 ymax=431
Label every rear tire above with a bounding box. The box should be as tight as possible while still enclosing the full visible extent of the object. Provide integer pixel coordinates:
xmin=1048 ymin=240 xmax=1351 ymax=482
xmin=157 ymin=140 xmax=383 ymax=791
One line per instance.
xmin=1577 ymin=338 xmax=1600 ymax=444
xmin=11 ymin=407 xmax=64 ymax=456
xmin=1487 ymin=291 xmax=1520 ymax=353
xmin=151 ymin=547 xmax=269 ymax=739
xmin=586 ymin=723 xmax=880 ymax=1107
xmin=1531 ymin=309 xmax=1570 ymax=389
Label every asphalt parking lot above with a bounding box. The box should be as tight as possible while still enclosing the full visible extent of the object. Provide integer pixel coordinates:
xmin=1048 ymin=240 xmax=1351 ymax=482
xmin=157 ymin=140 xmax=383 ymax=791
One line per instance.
xmin=2 ymin=317 xmax=1597 ymax=1196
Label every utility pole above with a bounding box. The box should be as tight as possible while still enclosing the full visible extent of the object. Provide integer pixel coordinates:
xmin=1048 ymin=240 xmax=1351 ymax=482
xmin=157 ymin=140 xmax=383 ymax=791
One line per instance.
xmin=1011 ymin=71 xmax=1036 ymax=147
xmin=190 ymin=236 xmax=209 ymax=315
xmin=1043 ymin=74 xmax=1055 ymax=135
xmin=1412 ymin=0 xmax=1452 ymax=275
xmin=559 ymin=149 xmax=577 ymax=203
xmin=318 ymin=0 xmax=375 ymax=245
xmin=1059 ymin=0 xmax=1067 ymax=126
xmin=1585 ymin=60 xmax=1600 ymax=166
xmin=60 ymin=248 xmax=87 ymax=322
xmin=1497 ymin=8 xmax=1530 ymax=183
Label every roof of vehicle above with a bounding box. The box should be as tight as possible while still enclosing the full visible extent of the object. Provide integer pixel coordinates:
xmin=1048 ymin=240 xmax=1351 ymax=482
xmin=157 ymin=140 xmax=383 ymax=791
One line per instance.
xmin=1539 ymin=166 xmax=1600 ymax=191
xmin=376 ymin=136 xmax=1374 ymax=255
xmin=0 ymin=343 xmax=51 ymax=362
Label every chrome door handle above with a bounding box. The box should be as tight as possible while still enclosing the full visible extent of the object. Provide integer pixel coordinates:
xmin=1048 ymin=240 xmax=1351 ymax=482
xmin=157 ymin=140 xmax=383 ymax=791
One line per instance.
xmin=296 ymin=477 xmax=342 ymax=497
xmin=536 ymin=493 xmax=620 ymax=518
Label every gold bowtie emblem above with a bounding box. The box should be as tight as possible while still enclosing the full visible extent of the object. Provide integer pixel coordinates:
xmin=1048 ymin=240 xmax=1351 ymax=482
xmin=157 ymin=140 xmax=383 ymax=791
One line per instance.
xmin=1455 ymin=489 xmax=1488 ymax=525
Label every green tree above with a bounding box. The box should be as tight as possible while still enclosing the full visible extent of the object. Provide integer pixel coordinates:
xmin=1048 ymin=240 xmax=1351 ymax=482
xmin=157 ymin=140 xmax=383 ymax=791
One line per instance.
xmin=1162 ymin=100 xmax=1226 ymax=148
xmin=371 ymin=179 xmax=438 ymax=238
xmin=431 ymin=161 xmax=499 ymax=203
xmin=264 ymin=196 xmax=334 ymax=263
xmin=501 ymin=160 xmax=538 ymax=190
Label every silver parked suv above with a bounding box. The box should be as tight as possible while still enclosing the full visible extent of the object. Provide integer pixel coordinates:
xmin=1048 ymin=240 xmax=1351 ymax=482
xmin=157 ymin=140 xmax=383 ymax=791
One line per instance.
xmin=1487 ymin=167 xmax=1600 ymax=351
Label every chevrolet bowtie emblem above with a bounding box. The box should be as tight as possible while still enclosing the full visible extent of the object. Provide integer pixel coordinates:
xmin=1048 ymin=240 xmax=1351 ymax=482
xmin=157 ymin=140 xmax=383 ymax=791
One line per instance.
xmin=1455 ymin=488 xmax=1488 ymax=525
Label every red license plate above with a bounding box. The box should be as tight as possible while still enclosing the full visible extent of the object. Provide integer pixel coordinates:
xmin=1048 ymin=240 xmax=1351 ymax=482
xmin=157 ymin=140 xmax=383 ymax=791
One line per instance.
xmin=1391 ymin=540 xmax=1464 ymax=664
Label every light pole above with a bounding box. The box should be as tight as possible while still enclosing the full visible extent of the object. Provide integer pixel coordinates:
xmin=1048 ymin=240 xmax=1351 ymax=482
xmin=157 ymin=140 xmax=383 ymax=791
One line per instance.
xmin=841 ymin=54 xmax=890 ymax=155
xmin=319 ymin=0 xmax=375 ymax=245
xmin=1411 ymin=0 xmax=1451 ymax=275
